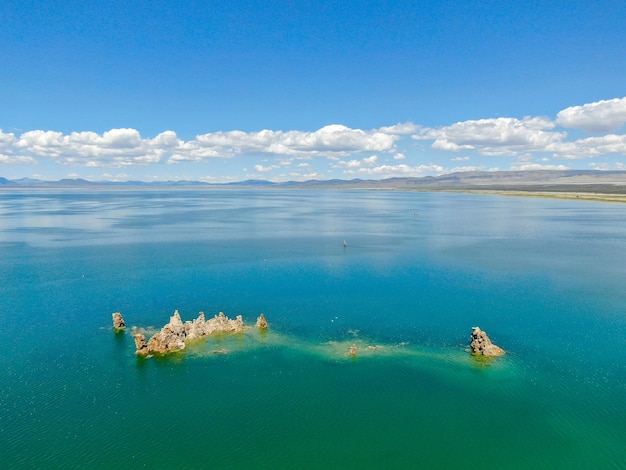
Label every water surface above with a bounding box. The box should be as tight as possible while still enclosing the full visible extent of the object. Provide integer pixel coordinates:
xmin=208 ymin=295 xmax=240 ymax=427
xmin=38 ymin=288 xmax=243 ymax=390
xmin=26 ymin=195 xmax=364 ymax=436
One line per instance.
xmin=0 ymin=189 xmax=624 ymax=468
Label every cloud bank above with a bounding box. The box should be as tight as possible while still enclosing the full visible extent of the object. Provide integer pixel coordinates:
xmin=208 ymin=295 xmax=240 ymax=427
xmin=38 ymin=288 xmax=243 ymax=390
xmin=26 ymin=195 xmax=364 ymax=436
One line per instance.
xmin=1 ymin=124 xmax=410 ymax=169
xmin=410 ymin=96 xmax=626 ymax=164
xmin=1 ymin=96 xmax=625 ymax=180
xmin=170 ymin=124 xmax=406 ymax=163
xmin=414 ymin=117 xmax=564 ymax=156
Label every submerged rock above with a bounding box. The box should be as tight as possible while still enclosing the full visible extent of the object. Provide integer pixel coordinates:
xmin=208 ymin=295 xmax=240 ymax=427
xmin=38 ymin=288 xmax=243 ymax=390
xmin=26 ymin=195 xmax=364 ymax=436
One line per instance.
xmin=256 ymin=313 xmax=268 ymax=330
xmin=112 ymin=312 xmax=125 ymax=329
xmin=135 ymin=310 xmax=250 ymax=356
xmin=470 ymin=327 xmax=505 ymax=357
xmin=348 ymin=344 xmax=357 ymax=357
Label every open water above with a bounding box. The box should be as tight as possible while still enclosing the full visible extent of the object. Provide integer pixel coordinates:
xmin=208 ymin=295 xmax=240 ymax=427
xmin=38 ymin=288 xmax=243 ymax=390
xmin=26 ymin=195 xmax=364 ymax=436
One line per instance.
xmin=0 ymin=189 xmax=624 ymax=469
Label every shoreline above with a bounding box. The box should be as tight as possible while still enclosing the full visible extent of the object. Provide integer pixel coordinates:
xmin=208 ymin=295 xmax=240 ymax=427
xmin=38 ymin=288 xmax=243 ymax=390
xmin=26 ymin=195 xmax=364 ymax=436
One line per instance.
xmin=2 ymin=184 xmax=626 ymax=203
xmin=436 ymin=189 xmax=626 ymax=203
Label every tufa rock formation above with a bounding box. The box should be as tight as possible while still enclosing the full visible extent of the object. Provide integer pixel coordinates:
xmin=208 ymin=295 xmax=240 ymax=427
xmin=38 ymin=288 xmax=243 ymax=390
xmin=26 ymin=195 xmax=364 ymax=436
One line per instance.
xmin=133 ymin=330 xmax=148 ymax=354
xmin=470 ymin=327 xmax=505 ymax=357
xmin=135 ymin=310 xmax=246 ymax=356
xmin=256 ymin=313 xmax=268 ymax=330
xmin=112 ymin=312 xmax=125 ymax=329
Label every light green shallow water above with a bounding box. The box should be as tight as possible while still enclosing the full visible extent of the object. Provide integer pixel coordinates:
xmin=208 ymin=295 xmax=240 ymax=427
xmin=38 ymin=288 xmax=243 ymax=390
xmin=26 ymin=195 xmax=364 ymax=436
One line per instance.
xmin=0 ymin=189 xmax=624 ymax=469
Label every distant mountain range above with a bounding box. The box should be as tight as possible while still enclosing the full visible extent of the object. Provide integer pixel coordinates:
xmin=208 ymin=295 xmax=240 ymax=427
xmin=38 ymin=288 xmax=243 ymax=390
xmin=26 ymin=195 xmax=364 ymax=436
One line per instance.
xmin=2 ymin=170 xmax=626 ymax=193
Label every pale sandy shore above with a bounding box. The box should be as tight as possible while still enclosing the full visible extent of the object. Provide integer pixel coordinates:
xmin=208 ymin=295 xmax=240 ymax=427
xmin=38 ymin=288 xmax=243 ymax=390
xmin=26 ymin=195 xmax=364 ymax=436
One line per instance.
xmin=3 ymin=178 xmax=626 ymax=203
xmin=443 ymin=189 xmax=626 ymax=203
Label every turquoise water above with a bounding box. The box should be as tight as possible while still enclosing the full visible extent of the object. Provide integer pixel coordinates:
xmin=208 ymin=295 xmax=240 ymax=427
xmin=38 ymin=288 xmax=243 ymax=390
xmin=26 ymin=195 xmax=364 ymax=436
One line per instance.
xmin=0 ymin=189 xmax=624 ymax=469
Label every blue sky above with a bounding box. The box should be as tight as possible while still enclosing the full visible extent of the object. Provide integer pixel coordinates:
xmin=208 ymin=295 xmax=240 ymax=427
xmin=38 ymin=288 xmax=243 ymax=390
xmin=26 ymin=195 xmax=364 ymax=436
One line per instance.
xmin=1 ymin=0 xmax=625 ymax=182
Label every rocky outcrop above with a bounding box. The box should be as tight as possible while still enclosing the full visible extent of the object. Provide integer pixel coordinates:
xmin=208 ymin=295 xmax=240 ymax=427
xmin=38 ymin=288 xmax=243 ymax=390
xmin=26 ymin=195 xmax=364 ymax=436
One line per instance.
xmin=256 ymin=313 xmax=268 ymax=330
xmin=112 ymin=312 xmax=125 ymax=329
xmin=135 ymin=310 xmax=247 ymax=356
xmin=134 ymin=331 xmax=148 ymax=354
xmin=470 ymin=327 xmax=505 ymax=357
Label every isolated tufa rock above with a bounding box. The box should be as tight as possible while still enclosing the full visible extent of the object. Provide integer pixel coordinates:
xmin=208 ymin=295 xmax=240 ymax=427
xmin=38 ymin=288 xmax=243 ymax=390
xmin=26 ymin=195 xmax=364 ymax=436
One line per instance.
xmin=112 ymin=312 xmax=125 ymax=329
xmin=135 ymin=310 xmax=248 ymax=356
xmin=256 ymin=313 xmax=268 ymax=330
xmin=470 ymin=327 xmax=505 ymax=357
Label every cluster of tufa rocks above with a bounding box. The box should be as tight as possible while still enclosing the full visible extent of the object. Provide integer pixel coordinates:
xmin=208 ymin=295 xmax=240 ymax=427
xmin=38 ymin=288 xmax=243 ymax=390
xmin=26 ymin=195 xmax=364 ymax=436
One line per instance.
xmin=114 ymin=311 xmax=506 ymax=359
xmin=470 ymin=327 xmax=505 ymax=357
xmin=129 ymin=310 xmax=268 ymax=356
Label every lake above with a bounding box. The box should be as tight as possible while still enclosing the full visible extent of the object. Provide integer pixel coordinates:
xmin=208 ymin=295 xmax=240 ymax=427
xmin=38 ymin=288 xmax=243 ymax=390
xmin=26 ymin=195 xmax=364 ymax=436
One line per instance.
xmin=0 ymin=189 xmax=624 ymax=469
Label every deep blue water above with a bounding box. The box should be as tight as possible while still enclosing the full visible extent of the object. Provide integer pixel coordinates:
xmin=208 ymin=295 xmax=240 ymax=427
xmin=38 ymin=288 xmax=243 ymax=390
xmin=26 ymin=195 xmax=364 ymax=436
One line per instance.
xmin=0 ymin=189 xmax=624 ymax=468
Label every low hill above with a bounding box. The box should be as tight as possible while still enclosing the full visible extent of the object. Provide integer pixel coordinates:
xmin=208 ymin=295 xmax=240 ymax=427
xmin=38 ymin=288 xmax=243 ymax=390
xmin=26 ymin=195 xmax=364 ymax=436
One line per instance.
xmin=2 ymin=170 xmax=626 ymax=194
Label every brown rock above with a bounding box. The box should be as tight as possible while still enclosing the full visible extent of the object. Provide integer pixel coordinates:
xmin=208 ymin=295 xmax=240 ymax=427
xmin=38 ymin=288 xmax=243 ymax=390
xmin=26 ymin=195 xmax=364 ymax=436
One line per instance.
xmin=112 ymin=312 xmax=125 ymax=329
xmin=256 ymin=313 xmax=268 ymax=330
xmin=145 ymin=310 xmax=186 ymax=354
xmin=348 ymin=344 xmax=357 ymax=357
xmin=135 ymin=310 xmax=249 ymax=356
xmin=134 ymin=332 xmax=149 ymax=355
xmin=470 ymin=327 xmax=505 ymax=357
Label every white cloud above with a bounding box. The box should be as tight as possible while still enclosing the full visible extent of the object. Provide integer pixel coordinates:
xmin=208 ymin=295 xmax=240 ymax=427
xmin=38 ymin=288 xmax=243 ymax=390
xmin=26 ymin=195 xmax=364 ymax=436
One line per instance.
xmin=15 ymin=130 xmax=64 ymax=157
xmin=13 ymin=128 xmax=178 ymax=167
xmin=362 ymin=155 xmax=378 ymax=165
xmin=449 ymin=165 xmax=484 ymax=173
xmin=101 ymin=128 xmax=142 ymax=148
xmin=415 ymin=117 xmax=563 ymax=156
xmin=286 ymin=171 xmax=323 ymax=181
xmin=254 ymin=164 xmax=278 ymax=173
xmin=556 ymin=97 xmax=626 ymax=132
xmin=338 ymin=162 xmax=446 ymax=178
xmin=0 ymin=154 xmax=37 ymax=165
xmin=589 ymin=162 xmax=612 ymax=171
xmin=332 ymin=155 xmax=379 ymax=170
xmin=94 ymin=172 xmax=136 ymax=182
xmin=377 ymin=122 xmax=419 ymax=135
xmin=547 ymin=134 xmax=626 ymax=159
xmin=0 ymin=129 xmax=30 ymax=165
xmin=393 ymin=153 xmax=406 ymax=160
xmin=169 ymin=141 xmax=222 ymax=163
xmin=0 ymin=130 xmax=17 ymax=147
xmin=275 ymin=156 xmax=312 ymax=167
xmin=451 ymin=156 xmax=469 ymax=161
xmin=509 ymin=163 xmax=570 ymax=171
xmin=151 ymin=130 xmax=179 ymax=147
xmin=517 ymin=154 xmax=534 ymax=162
xmin=169 ymin=124 xmax=399 ymax=163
